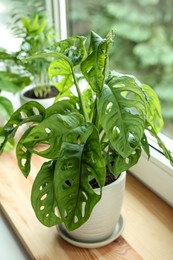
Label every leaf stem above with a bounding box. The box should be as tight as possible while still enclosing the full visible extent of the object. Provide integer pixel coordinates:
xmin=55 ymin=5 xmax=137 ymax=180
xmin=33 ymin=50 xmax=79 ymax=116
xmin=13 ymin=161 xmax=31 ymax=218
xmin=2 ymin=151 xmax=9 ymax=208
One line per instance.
xmin=71 ymin=68 xmax=89 ymax=122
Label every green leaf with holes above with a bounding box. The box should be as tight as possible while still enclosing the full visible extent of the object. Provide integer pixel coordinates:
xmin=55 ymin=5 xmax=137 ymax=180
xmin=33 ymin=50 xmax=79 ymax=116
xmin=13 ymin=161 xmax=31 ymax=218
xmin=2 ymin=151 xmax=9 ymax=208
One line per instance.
xmin=48 ymin=59 xmax=74 ymax=93
xmin=98 ymin=72 xmax=147 ymax=158
xmin=16 ymin=126 xmax=34 ymax=177
xmin=110 ymin=146 xmax=142 ymax=177
xmin=81 ymin=31 xmax=114 ymax=93
xmin=45 ymin=100 xmax=77 ymax=118
xmin=31 ymin=160 xmax=62 ymax=227
xmin=21 ymin=112 xmax=84 ymax=159
xmin=54 ymin=125 xmax=105 ymax=231
xmin=0 ymin=101 xmax=45 ymax=154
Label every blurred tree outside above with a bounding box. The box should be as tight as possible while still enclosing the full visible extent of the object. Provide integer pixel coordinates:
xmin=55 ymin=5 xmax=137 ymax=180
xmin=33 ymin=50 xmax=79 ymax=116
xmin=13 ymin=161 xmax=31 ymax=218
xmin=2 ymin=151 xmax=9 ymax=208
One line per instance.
xmin=66 ymin=0 xmax=173 ymax=138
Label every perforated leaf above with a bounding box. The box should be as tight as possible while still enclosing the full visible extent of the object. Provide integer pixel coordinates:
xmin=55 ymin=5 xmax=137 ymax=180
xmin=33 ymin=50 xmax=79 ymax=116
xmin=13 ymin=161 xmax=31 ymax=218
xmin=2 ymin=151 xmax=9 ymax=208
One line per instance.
xmin=98 ymin=73 xmax=146 ymax=158
xmin=31 ymin=160 xmax=62 ymax=227
xmin=21 ymin=113 xmax=84 ymax=159
xmin=81 ymin=31 xmax=114 ymax=93
xmin=54 ymin=125 xmax=105 ymax=231
xmin=48 ymin=59 xmax=73 ymax=93
xmin=0 ymin=101 xmax=45 ymax=153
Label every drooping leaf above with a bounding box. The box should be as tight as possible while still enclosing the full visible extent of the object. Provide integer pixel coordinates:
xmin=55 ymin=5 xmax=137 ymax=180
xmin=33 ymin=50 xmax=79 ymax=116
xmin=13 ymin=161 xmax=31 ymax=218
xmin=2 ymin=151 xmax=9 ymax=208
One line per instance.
xmin=0 ymin=96 xmax=14 ymax=120
xmin=98 ymin=72 xmax=146 ymax=158
xmin=141 ymin=132 xmax=150 ymax=158
xmin=16 ymin=126 xmax=34 ymax=177
xmin=0 ymin=101 xmax=45 ymax=153
xmin=147 ymin=123 xmax=173 ymax=166
xmin=54 ymin=125 xmax=105 ymax=231
xmin=31 ymin=160 xmax=62 ymax=227
xmin=143 ymin=84 xmax=163 ymax=133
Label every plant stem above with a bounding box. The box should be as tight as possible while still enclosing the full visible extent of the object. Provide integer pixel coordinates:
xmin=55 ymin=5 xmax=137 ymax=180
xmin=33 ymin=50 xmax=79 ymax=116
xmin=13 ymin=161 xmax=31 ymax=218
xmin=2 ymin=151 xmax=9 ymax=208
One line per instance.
xmin=71 ymin=68 xmax=89 ymax=122
xmin=92 ymin=99 xmax=99 ymax=127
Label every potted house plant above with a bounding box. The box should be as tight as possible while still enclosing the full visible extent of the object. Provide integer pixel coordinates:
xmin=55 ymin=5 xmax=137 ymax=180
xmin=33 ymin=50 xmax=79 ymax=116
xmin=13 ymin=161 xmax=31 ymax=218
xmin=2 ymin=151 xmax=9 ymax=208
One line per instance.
xmin=0 ymin=30 xmax=173 ymax=247
xmin=0 ymin=0 xmax=58 ymax=108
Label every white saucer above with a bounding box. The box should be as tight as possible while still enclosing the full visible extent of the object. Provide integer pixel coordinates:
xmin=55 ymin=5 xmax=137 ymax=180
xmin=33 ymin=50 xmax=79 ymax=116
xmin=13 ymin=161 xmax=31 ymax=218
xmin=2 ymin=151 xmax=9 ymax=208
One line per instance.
xmin=57 ymin=214 xmax=125 ymax=248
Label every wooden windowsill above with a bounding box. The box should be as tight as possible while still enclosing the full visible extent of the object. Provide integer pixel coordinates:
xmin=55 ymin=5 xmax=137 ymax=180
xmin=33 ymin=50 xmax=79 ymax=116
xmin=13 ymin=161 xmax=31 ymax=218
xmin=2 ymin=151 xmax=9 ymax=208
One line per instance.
xmin=0 ymin=151 xmax=173 ymax=259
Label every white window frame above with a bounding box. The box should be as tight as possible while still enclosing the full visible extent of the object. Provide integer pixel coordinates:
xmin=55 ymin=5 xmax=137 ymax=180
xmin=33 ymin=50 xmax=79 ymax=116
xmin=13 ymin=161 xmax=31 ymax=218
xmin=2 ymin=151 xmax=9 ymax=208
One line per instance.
xmin=46 ymin=0 xmax=173 ymax=207
xmin=45 ymin=0 xmax=67 ymax=40
xmin=130 ymin=139 xmax=173 ymax=207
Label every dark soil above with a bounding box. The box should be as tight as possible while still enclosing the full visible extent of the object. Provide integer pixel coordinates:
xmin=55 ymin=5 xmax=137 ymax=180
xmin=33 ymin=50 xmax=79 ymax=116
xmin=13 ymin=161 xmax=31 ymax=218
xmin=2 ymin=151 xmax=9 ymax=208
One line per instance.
xmin=90 ymin=169 xmax=117 ymax=189
xmin=24 ymin=85 xmax=59 ymax=99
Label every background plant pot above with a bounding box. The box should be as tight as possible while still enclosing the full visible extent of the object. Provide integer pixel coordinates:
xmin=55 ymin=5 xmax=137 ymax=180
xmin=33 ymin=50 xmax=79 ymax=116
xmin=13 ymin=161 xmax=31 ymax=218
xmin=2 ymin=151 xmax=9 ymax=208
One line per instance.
xmin=20 ymin=85 xmax=58 ymax=108
xmin=59 ymin=171 xmax=126 ymax=244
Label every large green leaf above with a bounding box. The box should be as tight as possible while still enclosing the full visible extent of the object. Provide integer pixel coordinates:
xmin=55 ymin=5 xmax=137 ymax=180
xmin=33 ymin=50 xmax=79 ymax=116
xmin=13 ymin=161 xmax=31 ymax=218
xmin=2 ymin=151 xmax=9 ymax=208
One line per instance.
xmin=21 ymin=113 xmax=84 ymax=159
xmin=54 ymin=125 xmax=105 ymax=231
xmin=98 ymin=72 xmax=147 ymax=158
xmin=31 ymin=160 xmax=62 ymax=227
xmin=81 ymin=31 xmax=114 ymax=93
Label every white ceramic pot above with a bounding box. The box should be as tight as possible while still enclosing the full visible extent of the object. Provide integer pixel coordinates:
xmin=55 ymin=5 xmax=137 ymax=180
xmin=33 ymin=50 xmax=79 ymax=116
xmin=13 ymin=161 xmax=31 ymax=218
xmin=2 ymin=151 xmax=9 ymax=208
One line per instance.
xmin=20 ymin=85 xmax=56 ymax=108
xmin=61 ymin=171 xmax=126 ymax=244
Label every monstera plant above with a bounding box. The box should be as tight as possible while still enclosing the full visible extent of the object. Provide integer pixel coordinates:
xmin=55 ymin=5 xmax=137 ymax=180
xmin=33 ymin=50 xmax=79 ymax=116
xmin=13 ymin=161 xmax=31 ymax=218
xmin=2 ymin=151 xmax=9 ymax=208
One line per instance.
xmin=0 ymin=30 xmax=173 ymax=234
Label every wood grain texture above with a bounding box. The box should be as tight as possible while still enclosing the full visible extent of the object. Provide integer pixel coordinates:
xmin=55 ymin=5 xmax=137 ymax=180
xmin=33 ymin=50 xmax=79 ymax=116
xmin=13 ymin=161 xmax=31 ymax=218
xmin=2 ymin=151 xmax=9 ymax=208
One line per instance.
xmin=0 ymin=150 xmax=173 ymax=259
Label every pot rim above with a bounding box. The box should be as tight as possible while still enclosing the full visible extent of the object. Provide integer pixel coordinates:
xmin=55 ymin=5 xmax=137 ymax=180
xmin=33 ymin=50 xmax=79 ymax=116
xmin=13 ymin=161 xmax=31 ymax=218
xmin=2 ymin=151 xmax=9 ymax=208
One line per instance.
xmin=94 ymin=171 xmax=126 ymax=192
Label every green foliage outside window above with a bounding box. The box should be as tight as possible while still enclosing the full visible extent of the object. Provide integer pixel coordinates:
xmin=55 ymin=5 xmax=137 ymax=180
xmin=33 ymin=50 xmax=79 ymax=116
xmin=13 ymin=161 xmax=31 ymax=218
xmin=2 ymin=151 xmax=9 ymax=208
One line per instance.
xmin=66 ymin=0 xmax=173 ymax=137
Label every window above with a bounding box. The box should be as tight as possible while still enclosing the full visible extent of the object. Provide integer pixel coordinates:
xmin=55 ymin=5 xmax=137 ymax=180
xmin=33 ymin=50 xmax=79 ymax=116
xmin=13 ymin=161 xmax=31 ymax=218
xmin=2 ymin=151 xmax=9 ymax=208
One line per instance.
xmin=64 ymin=0 xmax=173 ymax=206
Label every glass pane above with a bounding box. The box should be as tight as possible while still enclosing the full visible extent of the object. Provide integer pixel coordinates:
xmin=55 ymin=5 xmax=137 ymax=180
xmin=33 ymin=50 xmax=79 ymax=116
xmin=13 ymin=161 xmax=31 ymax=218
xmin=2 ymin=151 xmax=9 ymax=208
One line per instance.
xmin=0 ymin=0 xmax=22 ymax=52
xmin=66 ymin=0 xmax=173 ymax=140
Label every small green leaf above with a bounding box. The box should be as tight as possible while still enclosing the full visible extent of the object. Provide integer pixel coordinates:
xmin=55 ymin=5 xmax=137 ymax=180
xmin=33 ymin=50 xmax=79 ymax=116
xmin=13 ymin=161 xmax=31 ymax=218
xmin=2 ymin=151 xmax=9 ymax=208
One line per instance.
xmin=48 ymin=36 xmax=87 ymax=66
xmin=0 ymin=101 xmax=45 ymax=153
xmin=0 ymin=96 xmax=13 ymax=120
xmin=110 ymin=146 xmax=142 ymax=177
xmin=48 ymin=59 xmax=73 ymax=92
xmin=147 ymin=123 xmax=173 ymax=166
xmin=16 ymin=127 xmax=34 ymax=177
xmin=143 ymin=84 xmax=163 ymax=133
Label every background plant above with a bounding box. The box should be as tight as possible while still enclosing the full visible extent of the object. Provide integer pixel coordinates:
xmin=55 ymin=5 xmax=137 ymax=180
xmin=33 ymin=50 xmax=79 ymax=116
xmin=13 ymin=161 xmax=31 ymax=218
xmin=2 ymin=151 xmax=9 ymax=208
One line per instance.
xmin=0 ymin=0 xmax=55 ymax=97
